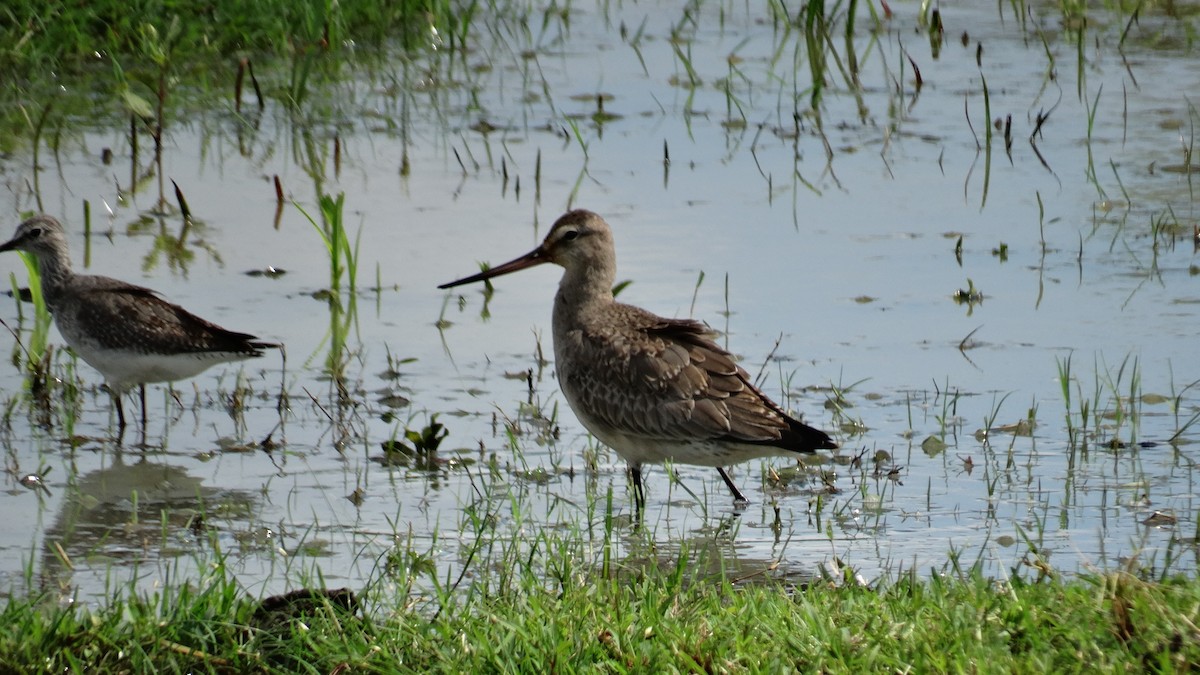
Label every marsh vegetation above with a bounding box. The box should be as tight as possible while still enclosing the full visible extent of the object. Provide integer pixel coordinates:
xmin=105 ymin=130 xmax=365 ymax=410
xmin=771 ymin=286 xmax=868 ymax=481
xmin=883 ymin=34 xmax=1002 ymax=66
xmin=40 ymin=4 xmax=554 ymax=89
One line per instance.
xmin=2 ymin=0 xmax=1200 ymax=668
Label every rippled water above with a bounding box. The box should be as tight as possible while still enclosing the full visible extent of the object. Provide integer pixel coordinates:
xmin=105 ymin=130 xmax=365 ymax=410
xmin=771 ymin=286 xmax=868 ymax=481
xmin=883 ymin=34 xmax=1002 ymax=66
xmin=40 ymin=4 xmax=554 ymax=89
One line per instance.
xmin=2 ymin=2 xmax=1199 ymax=603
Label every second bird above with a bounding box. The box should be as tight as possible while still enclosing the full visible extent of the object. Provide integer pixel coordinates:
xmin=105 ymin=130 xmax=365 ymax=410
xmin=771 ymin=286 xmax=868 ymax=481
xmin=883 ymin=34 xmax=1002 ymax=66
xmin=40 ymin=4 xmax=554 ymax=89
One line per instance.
xmin=0 ymin=214 xmax=276 ymax=435
xmin=439 ymin=209 xmax=837 ymax=510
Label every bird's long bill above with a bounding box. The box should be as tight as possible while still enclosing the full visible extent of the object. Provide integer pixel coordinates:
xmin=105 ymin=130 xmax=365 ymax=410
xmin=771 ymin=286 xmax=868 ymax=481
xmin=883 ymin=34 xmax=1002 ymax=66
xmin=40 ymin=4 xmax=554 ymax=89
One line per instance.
xmin=437 ymin=247 xmax=547 ymax=289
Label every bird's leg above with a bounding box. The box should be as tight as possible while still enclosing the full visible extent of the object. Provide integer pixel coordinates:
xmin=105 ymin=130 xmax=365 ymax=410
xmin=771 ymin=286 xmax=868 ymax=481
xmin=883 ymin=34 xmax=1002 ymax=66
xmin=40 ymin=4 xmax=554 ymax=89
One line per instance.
xmin=112 ymin=389 xmax=127 ymax=442
xmin=138 ymin=384 xmax=148 ymax=430
xmin=168 ymin=386 xmax=184 ymax=416
xmin=717 ymin=467 xmax=749 ymax=505
xmin=630 ymin=463 xmax=646 ymax=514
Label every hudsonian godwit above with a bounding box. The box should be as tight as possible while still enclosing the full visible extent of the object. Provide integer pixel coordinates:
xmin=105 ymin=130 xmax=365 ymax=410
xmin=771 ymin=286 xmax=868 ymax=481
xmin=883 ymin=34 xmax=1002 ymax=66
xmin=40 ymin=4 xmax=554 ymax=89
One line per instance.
xmin=0 ymin=214 xmax=277 ymax=434
xmin=439 ymin=209 xmax=836 ymax=509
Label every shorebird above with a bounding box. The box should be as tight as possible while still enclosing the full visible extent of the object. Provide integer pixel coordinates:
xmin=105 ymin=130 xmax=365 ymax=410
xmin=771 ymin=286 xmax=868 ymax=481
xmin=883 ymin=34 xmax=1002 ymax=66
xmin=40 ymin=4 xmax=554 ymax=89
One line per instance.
xmin=0 ymin=214 xmax=275 ymax=434
xmin=439 ymin=209 xmax=836 ymax=509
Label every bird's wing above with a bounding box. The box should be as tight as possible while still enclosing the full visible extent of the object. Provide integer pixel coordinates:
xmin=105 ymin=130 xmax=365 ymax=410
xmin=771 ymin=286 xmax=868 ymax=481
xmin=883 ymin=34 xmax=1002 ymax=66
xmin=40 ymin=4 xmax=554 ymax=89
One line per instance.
xmin=63 ymin=281 xmax=264 ymax=356
xmin=562 ymin=305 xmax=798 ymax=445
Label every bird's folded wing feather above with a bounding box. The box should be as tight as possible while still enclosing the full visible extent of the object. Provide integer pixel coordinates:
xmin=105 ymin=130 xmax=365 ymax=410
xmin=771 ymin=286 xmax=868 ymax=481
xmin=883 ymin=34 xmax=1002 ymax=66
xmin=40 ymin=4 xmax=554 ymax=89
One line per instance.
xmin=564 ymin=308 xmax=790 ymax=444
xmin=66 ymin=282 xmax=260 ymax=354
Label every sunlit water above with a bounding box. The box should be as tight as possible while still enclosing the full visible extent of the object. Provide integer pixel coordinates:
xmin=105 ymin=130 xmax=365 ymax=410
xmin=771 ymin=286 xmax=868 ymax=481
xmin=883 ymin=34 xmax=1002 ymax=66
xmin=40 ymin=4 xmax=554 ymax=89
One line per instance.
xmin=2 ymin=2 xmax=1199 ymax=605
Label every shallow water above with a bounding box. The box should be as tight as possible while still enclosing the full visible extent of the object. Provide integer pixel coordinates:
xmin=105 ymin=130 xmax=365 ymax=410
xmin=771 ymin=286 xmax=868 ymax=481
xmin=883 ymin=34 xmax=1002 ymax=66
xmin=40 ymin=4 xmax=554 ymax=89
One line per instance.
xmin=2 ymin=2 xmax=1200 ymax=604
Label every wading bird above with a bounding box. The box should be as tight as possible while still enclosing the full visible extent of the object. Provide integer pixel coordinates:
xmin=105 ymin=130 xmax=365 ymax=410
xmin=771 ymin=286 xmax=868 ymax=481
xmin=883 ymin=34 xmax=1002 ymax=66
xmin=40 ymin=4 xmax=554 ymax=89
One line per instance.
xmin=0 ymin=214 xmax=276 ymax=436
xmin=439 ymin=209 xmax=836 ymax=510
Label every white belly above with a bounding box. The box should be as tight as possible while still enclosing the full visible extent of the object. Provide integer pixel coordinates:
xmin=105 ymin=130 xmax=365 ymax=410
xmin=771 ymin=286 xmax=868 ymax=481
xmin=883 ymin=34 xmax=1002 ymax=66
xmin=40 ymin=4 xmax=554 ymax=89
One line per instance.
xmin=70 ymin=343 xmax=250 ymax=392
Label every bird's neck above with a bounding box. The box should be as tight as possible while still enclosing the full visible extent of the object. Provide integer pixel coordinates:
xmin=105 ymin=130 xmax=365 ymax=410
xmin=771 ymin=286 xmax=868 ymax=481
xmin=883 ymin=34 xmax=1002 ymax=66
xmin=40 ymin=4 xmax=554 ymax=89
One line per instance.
xmin=33 ymin=251 xmax=74 ymax=303
xmin=553 ymin=261 xmax=615 ymax=321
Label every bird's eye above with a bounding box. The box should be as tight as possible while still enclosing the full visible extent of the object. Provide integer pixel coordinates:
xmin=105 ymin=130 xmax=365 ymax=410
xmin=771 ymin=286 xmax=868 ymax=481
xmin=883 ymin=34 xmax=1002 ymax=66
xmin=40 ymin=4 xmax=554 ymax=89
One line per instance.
xmin=28 ymin=228 xmax=42 ymax=238
xmin=562 ymin=229 xmax=579 ymax=241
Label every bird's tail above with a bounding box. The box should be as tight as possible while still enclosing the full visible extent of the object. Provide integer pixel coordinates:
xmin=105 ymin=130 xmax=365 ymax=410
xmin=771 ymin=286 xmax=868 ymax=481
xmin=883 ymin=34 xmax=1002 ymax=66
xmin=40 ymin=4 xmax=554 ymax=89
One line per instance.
xmin=781 ymin=416 xmax=837 ymax=453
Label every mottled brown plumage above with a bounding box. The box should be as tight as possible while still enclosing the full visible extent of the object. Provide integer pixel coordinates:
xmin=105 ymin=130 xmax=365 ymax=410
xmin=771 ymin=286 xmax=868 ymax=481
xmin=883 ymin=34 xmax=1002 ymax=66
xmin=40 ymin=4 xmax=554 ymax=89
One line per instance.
xmin=0 ymin=214 xmax=275 ymax=433
xmin=440 ymin=209 xmax=835 ymax=508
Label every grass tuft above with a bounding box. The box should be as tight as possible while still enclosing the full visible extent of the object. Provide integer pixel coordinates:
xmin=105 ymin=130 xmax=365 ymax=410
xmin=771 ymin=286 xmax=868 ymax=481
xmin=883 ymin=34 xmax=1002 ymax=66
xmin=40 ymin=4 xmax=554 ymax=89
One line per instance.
xmin=3 ymin=552 xmax=1200 ymax=671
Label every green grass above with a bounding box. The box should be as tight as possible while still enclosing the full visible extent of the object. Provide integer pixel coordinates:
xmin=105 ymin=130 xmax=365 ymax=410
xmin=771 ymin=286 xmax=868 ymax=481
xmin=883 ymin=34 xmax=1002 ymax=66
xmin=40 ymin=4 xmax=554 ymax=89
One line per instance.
xmin=2 ymin=548 xmax=1198 ymax=672
xmin=0 ymin=0 xmax=462 ymax=155
xmin=1 ymin=0 xmax=453 ymax=77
